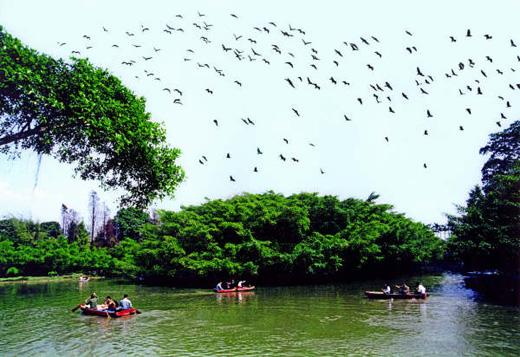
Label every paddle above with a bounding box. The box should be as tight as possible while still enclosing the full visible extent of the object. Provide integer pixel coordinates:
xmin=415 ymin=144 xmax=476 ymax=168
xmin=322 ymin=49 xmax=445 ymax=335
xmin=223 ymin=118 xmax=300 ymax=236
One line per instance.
xmin=71 ymin=304 xmax=82 ymax=312
xmin=135 ymin=309 xmax=142 ymax=314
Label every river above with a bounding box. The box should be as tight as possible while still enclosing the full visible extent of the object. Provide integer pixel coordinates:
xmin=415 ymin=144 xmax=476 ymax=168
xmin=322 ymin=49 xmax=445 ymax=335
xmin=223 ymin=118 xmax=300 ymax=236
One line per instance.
xmin=0 ymin=273 xmax=518 ymax=356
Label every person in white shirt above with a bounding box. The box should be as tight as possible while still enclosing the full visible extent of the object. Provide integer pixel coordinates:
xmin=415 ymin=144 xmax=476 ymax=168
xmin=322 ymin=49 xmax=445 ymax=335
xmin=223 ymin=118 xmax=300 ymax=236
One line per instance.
xmin=119 ymin=294 xmax=132 ymax=309
xmin=382 ymin=284 xmax=391 ymax=294
xmin=417 ymin=283 xmax=426 ymax=295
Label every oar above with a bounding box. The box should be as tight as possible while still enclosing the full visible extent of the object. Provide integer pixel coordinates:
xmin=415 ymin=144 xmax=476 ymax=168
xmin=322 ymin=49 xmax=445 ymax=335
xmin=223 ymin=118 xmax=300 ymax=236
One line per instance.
xmin=71 ymin=304 xmax=82 ymax=312
xmin=135 ymin=309 xmax=142 ymax=314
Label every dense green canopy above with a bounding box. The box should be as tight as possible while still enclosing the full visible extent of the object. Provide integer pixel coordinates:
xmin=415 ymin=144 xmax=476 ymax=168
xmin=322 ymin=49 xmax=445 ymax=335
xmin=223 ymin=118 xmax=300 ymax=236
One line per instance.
xmin=447 ymin=121 xmax=520 ymax=273
xmin=0 ymin=193 xmax=444 ymax=284
xmin=0 ymin=26 xmax=184 ymax=207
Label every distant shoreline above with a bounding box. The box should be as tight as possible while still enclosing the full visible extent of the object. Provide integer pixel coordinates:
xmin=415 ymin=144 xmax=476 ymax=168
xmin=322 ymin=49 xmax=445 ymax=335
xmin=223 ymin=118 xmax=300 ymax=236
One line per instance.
xmin=0 ymin=274 xmax=104 ymax=284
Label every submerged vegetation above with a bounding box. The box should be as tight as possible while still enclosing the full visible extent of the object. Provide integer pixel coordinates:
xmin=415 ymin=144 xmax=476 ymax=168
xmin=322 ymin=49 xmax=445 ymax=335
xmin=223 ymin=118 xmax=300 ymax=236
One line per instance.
xmin=0 ymin=193 xmax=444 ymax=284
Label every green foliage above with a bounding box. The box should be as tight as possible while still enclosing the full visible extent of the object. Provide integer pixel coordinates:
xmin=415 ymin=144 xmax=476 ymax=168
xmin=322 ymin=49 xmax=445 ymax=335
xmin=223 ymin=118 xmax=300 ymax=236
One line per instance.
xmin=114 ymin=207 xmax=151 ymax=241
xmin=6 ymin=267 xmax=19 ymax=276
xmin=0 ymin=26 xmax=184 ymax=207
xmin=0 ymin=193 xmax=442 ymax=282
xmin=447 ymin=121 xmax=520 ymax=273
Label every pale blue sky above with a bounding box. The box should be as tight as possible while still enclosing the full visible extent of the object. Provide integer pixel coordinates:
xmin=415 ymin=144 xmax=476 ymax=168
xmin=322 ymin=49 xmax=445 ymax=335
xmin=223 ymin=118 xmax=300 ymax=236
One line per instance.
xmin=0 ymin=0 xmax=518 ymax=224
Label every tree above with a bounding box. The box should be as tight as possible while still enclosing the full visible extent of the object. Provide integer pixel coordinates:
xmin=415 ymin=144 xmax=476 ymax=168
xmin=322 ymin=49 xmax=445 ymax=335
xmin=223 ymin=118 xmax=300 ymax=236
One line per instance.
xmin=447 ymin=121 xmax=520 ymax=273
xmin=0 ymin=26 xmax=184 ymax=207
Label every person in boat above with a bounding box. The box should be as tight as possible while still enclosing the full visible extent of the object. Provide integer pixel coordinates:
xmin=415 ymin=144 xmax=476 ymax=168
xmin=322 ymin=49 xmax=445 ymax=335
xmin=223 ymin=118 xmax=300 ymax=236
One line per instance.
xmin=79 ymin=276 xmax=89 ymax=282
xmin=215 ymin=282 xmax=224 ymax=291
xmin=119 ymin=294 xmax=133 ymax=310
xmin=237 ymin=280 xmax=246 ymax=288
xmin=104 ymin=296 xmax=117 ymax=311
xmin=85 ymin=293 xmax=98 ymax=309
xmin=416 ymin=282 xmax=427 ymax=296
xmin=395 ymin=283 xmax=410 ymax=295
xmin=382 ymin=283 xmax=391 ymax=295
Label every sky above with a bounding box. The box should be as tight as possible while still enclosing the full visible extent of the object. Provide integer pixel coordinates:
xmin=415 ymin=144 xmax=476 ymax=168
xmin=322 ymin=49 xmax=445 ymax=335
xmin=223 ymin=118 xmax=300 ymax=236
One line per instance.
xmin=0 ymin=0 xmax=518 ymax=225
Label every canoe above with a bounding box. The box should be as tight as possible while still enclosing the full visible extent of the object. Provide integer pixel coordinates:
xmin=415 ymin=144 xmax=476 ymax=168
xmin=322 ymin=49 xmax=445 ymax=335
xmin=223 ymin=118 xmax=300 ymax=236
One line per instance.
xmin=214 ymin=286 xmax=256 ymax=293
xmin=80 ymin=305 xmax=137 ymax=317
xmin=364 ymin=291 xmax=429 ymax=299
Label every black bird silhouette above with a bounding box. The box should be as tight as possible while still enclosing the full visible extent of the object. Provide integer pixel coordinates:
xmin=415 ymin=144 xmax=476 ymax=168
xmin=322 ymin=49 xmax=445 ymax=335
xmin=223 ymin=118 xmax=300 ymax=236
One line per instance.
xmin=329 ymin=77 xmax=337 ymax=85
xmin=198 ymin=11 xmax=205 ymax=17
xmin=424 ymin=130 xmax=429 ymax=135
xmin=511 ymin=39 xmax=517 ymax=47
xmin=262 ymin=58 xmax=270 ymax=65
xmin=466 ymin=29 xmax=472 ymax=37
xmin=500 ymin=113 xmax=507 ymax=119
xmin=402 ymin=92 xmax=409 ymax=100
xmin=477 ymin=87 xmax=483 ymax=95
xmin=344 ymin=114 xmax=352 ymax=121
xmin=427 ymin=110 xmax=433 ymax=118
xmin=213 ymin=119 xmax=219 ymax=126
xmin=405 ymin=30 xmax=413 ymax=36
xmin=459 ymin=125 xmax=464 ymax=131
xmin=285 ymin=61 xmax=294 ymax=68
xmin=202 ymin=156 xmax=208 ymax=162
xmin=257 ymin=148 xmax=263 ymax=154
xmin=285 ymin=78 xmax=295 ymax=88
xmin=173 ymin=89 xmax=183 ymax=96
xmin=449 ymin=36 xmax=456 ymax=42
xmin=389 ymin=106 xmax=395 ymax=113
xmin=254 ymin=167 xmax=258 ymax=172
xmin=292 ymin=108 xmax=300 ymax=117
xmin=173 ymin=99 xmax=182 ymax=105
xmin=142 ymin=56 xmax=152 ymax=61
xmin=233 ymin=34 xmax=242 ymax=40
xmin=199 ymin=159 xmax=204 ymax=165
xmin=231 ymin=13 xmax=238 ymax=18
xmin=320 ymin=168 xmax=325 ymax=174
xmin=302 ymin=39 xmax=311 ymax=45
xmin=279 ymin=154 xmax=286 ymax=161
xmin=234 ymin=80 xmax=242 ymax=86
xmin=241 ymin=118 xmax=249 ymax=125
xmin=360 ymin=37 xmax=369 ymax=45
xmin=125 ymin=32 xmax=135 ymax=36
xmin=291 ymin=157 xmax=299 ymax=162
xmin=309 ymin=143 xmax=316 ymax=147
xmin=162 ymin=88 xmax=171 ymax=93
xmin=420 ymin=88 xmax=429 ymax=95
xmin=229 ymin=176 xmax=236 ymax=182
xmin=423 ymin=163 xmax=427 ymax=169
xmin=226 ymin=153 xmax=231 ymax=159
xmin=206 ymin=89 xmax=214 ymax=94
xmin=375 ymin=51 xmax=382 ymax=58
xmin=132 ymin=44 xmax=141 ymax=48
xmin=103 ymin=26 xmax=108 ymax=32
xmin=367 ymin=64 xmax=374 ymax=71
xmin=83 ymin=35 xmax=91 ymax=40
xmin=357 ymin=98 xmax=363 ymax=105
xmin=350 ymin=43 xmax=359 ymax=51
xmin=417 ymin=67 xmax=424 ymax=76
xmin=385 ymin=137 xmax=389 ymax=142
xmin=333 ymin=60 xmax=339 ymax=66
xmin=496 ymin=121 xmax=502 ymax=127
xmin=283 ymin=138 xmax=289 ymax=144
xmin=466 ymin=108 xmax=472 ymax=114
xmin=385 ymin=82 xmax=393 ymax=90
xmin=484 ymin=34 xmax=492 ymax=40
xmin=371 ymin=35 xmax=380 ymax=42
xmin=247 ymin=118 xmax=255 ymax=125
xmin=334 ymin=49 xmax=343 ymax=57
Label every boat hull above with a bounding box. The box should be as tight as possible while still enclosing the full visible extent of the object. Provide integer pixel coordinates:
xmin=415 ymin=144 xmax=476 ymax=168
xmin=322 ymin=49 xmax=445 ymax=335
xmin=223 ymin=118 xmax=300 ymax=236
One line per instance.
xmin=364 ymin=291 xmax=428 ymax=299
xmin=214 ymin=286 xmax=256 ymax=293
xmin=80 ymin=305 xmax=137 ymax=317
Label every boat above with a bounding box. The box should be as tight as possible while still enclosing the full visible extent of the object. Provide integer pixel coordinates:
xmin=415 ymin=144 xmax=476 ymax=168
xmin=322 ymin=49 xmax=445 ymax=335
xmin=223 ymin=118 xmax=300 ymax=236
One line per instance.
xmin=80 ymin=305 xmax=137 ymax=317
xmin=364 ymin=291 xmax=429 ymax=299
xmin=214 ymin=286 xmax=256 ymax=293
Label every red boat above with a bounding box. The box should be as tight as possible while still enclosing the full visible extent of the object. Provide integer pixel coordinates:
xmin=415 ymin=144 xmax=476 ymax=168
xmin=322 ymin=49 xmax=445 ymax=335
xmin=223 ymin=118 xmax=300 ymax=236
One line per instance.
xmin=80 ymin=305 xmax=137 ymax=317
xmin=214 ymin=286 xmax=256 ymax=293
xmin=364 ymin=291 xmax=428 ymax=299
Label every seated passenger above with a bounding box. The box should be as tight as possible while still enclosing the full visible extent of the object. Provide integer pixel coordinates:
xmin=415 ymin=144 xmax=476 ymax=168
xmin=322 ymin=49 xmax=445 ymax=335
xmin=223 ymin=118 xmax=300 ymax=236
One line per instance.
xmin=104 ymin=296 xmax=117 ymax=311
xmin=215 ymin=282 xmax=224 ymax=291
xmin=119 ymin=294 xmax=132 ymax=310
xmin=237 ymin=280 xmax=246 ymax=288
xmin=382 ymin=284 xmax=391 ymax=294
xmin=85 ymin=293 xmax=98 ymax=309
xmin=416 ymin=283 xmax=427 ymax=296
xmin=395 ymin=283 xmax=410 ymax=295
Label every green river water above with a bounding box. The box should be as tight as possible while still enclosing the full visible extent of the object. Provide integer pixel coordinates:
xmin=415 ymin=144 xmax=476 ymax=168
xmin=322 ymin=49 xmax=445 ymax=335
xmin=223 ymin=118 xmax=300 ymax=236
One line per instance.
xmin=0 ymin=273 xmax=518 ymax=356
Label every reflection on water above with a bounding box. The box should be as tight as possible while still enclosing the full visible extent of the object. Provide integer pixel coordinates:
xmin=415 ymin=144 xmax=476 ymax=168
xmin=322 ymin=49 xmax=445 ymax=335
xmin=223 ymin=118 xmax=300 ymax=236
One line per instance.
xmin=0 ymin=273 xmax=518 ymax=356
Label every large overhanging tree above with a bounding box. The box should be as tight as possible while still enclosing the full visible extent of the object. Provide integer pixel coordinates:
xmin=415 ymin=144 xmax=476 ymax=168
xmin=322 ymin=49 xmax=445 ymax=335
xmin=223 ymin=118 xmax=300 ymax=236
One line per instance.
xmin=0 ymin=26 xmax=184 ymax=207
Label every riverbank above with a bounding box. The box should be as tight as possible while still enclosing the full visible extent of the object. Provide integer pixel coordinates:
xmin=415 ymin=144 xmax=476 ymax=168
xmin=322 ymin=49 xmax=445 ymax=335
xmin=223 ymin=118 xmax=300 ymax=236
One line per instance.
xmin=0 ymin=274 xmax=103 ymax=284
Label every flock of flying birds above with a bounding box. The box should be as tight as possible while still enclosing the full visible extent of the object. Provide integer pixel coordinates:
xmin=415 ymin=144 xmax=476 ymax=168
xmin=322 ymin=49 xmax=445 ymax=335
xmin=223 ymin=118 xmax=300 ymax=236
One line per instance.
xmin=55 ymin=11 xmax=519 ymax=183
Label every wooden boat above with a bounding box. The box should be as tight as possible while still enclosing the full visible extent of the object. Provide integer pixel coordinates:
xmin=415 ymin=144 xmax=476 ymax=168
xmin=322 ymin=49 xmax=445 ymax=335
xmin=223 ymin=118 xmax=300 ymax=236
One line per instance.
xmin=80 ymin=305 xmax=137 ymax=317
xmin=214 ymin=286 xmax=256 ymax=293
xmin=364 ymin=291 xmax=429 ymax=299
